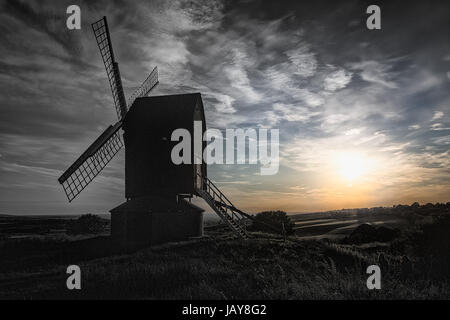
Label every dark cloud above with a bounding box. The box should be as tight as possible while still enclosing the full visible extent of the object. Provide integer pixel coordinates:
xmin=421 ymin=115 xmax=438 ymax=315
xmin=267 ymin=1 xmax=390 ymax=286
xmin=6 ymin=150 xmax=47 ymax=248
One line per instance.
xmin=2 ymin=0 xmax=86 ymax=64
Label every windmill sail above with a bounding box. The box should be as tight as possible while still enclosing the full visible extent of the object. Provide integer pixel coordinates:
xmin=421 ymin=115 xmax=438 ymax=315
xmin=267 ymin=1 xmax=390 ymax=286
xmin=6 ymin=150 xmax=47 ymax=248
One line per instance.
xmin=58 ymin=121 xmax=123 ymax=202
xmin=128 ymin=66 xmax=159 ymax=106
xmin=59 ymin=16 xmax=159 ymax=203
xmin=92 ymin=17 xmax=128 ymax=120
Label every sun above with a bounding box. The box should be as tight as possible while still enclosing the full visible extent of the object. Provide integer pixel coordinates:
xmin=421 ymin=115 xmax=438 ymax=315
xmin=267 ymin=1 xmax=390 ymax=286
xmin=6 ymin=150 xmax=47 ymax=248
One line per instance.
xmin=337 ymin=152 xmax=367 ymax=183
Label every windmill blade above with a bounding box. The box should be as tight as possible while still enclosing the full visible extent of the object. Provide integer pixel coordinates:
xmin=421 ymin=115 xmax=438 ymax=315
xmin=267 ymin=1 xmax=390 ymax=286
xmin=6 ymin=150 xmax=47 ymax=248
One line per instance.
xmin=58 ymin=121 xmax=123 ymax=202
xmin=92 ymin=17 xmax=128 ymax=120
xmin=128 ymin=66 xmax=159 ymax=106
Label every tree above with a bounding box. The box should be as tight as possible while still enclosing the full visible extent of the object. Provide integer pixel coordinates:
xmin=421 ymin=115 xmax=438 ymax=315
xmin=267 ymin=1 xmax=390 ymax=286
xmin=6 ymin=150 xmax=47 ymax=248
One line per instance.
xmin=250 ymin=210 xmax=295 ymax=235
xmin=67 ymin=214 xmax=107 ymax=235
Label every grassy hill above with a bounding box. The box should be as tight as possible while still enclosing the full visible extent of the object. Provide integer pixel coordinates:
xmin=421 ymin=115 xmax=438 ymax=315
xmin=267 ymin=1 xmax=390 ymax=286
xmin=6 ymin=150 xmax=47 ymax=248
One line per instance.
xmin=1 ymin=203 xmax=450 ymax=299
xmin=1 ymin=229 xmax=450 ymax=299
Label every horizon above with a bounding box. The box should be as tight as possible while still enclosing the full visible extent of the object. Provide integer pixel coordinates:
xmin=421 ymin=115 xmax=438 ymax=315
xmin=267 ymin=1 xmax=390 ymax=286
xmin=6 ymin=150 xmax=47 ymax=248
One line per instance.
xmin=2 ymin=201 xmax=448 ymax=217
xmin=0 ymin=0 xmax=449 ymax=215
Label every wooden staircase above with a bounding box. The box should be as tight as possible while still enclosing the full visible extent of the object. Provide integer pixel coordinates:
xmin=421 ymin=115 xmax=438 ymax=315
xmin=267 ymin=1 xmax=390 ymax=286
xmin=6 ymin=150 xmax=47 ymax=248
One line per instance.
xmin=196 ymin=174 xmax=249 ymax=239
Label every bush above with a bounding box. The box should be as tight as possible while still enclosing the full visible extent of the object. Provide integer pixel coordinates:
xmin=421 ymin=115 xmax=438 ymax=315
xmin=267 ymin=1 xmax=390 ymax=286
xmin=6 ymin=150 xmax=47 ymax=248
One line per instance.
xmin=410 ymin=215 xmax=450 ymax=257
xmin=249 ymin=211 xmax=295 ymax=235
xmin=342 ymin=223 xmax=400 ymax=244
xmin=402 ymin=215 xmax=450 ymax=278
xmin=67 ymin=214 xmax=107 ymax=235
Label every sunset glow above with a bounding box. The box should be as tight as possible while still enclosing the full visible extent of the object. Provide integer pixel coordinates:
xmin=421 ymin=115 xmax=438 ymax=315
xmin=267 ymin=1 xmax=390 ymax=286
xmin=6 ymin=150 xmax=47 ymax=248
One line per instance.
xmin=336 ymin=152 xmax=367 ymax=184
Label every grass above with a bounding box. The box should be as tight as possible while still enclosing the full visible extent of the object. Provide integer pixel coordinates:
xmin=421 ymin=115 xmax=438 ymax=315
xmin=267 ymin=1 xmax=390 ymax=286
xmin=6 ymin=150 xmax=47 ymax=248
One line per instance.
xmin=2 ymin=205 xmax=450 ymax=300
xmin=1 ymin=233 xmax=450 ymax=299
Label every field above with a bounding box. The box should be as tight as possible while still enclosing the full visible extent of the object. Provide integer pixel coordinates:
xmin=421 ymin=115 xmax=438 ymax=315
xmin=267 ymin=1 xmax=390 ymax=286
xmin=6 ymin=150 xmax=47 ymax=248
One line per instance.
xmin=0 ymin=204 xmax=449 ymax=300
xmin=290 ymin=210 xmax=405 ymax=240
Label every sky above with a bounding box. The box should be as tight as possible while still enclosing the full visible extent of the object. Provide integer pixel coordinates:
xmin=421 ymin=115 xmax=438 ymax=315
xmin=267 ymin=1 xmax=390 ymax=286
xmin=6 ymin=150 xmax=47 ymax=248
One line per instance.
xmin=0 ymin=0 xmax=449 ymax=215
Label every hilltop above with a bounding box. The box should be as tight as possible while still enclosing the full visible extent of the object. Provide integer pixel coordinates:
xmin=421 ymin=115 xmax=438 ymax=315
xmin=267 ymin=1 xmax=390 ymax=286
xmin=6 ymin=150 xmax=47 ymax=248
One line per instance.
xmin=1 ymin=202 xmax=449 ymax=299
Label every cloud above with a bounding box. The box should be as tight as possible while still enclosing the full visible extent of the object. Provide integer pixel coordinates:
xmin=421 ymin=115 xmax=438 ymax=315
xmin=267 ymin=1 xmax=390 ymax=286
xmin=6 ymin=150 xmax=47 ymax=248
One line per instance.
xmin=224 ymin=64 xmax=260 ymax=103
xmin=345 ymin=128 xmax=363 ymax=136
xmin=285 ymin=45 xmax=317 ymax=77
xmin=1 ymin=0 xmax=87 ymax=66
xmin=350 ymin=60 xmax=397 ymax=89
xmin=268 ymin=103 xmax=320 ymax=123
xmin=223 ymin=48 xmax=261 ymax=103
xmin=432 ymin=111 xmax=444 ymax=121
xmin=408 ymin=124 xmax=421 ymax=130
xmin=324 ymin=69 xmax=353 ymax=91
xmin=208 ymin=93 xmax=236 ymax=114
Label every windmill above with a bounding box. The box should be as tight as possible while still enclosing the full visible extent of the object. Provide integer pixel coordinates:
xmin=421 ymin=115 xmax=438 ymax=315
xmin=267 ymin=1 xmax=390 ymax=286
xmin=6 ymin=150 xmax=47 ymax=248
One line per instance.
xmin=58 ymin=16 xmax=252 ymax=246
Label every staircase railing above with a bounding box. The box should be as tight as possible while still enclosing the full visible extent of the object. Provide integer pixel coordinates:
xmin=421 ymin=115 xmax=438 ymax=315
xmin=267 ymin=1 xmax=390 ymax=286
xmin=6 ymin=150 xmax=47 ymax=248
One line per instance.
xmin=195 ymin=172 xmax=249 ymax=238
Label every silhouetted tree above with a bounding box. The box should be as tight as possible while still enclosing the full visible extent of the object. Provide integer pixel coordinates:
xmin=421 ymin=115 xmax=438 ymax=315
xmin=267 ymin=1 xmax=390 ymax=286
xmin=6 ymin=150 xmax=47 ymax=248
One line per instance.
xmin=250 ymin=210 xmax=295 ymax=235
xmin=67 ymin=214 xmax=107 ymax=235
xmin=411 ymin=202 xmax=420 ymax=208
